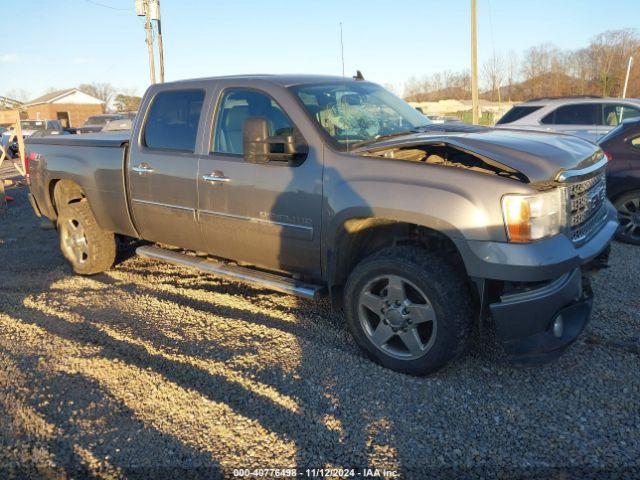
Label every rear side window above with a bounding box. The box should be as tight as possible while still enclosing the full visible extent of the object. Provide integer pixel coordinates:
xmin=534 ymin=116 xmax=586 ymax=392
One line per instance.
xmin=143 ymin=89 xmax=205 ymax=151
xmin=602 ymin=104 xmax=640 ymax=126
xmin=496 ymin=106 xmax=542 ymax=124
xmin=541 ymin=104 xmax=598 ymax=125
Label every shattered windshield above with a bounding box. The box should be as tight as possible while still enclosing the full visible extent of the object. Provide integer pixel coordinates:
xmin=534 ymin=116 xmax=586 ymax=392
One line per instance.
xmin=290 ymin=82 xmax=431 ymax=150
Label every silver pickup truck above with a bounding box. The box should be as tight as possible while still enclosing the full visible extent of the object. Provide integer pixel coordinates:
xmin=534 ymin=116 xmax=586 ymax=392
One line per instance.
xmin=25 ymin=74 xmax=617 ymax=375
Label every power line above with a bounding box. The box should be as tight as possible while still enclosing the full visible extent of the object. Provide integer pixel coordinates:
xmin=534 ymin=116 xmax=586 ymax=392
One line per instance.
xmin=82 ymin=0 xmax=129 ymax=12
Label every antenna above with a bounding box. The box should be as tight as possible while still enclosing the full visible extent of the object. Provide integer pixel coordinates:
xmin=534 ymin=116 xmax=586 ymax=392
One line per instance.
xmin=339 ymin=22 xmax=345 ymax=77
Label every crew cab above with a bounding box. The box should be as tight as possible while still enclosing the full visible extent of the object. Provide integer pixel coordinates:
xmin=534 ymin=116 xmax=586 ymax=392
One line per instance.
xmin=25 ymin=75 xmax=617 ymax=375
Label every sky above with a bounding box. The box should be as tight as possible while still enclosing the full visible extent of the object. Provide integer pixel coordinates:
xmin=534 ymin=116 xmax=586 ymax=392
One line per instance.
xmin=2 ymin=0 xmax=640 ymax=101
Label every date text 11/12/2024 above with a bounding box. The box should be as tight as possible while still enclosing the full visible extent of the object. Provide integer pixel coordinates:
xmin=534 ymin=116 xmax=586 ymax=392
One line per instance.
xmin=232 ymin=467 xmax=400 ymax=478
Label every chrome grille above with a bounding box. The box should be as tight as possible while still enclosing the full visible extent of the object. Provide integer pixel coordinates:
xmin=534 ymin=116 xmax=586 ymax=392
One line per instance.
xmin=568 ymin=171 xmax=607 ymax=243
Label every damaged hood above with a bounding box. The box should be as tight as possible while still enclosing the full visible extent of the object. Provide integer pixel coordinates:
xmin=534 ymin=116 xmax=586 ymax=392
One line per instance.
xmin=357 ymin=124 xmax=603 ymax=183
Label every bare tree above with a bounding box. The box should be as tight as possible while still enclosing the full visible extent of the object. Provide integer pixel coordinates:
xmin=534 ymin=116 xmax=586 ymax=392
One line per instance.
xmin=521 ymin=44 xmax=556 ymax=98
xmin=567 ymin=49 xmax=591 ymax=95
xmin=5 ymin=89 xmax=31 ymax=103
xmin=482 ymin=52 xmax=505 ymax=102
xmin=78 ymin=82 xmax=116 ymax=105
xmin=505 ymin=50 xmax=519 ymax=101
xmin=589 ymin=29 xmax=638 ymax=96
xmin=383 ymin=82 xmax=401 ymax=96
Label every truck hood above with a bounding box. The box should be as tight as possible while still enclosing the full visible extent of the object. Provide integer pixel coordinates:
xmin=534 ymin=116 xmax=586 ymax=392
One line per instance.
xmin=357 ymin=124 xmax=603 ymax=183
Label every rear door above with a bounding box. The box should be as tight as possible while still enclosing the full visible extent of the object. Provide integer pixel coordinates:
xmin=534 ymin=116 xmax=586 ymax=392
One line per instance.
xmin=197 ymin=85 xmax=323 ymax=276
xmin=127 ymin=87 xmax=208 ymax=251
xmin=540 ymin=103 xmax=599 ymax=141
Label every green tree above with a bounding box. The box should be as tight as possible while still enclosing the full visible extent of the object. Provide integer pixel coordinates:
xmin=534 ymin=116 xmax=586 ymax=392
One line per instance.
xmin=113 ymin=94 xmax=142 ymax=113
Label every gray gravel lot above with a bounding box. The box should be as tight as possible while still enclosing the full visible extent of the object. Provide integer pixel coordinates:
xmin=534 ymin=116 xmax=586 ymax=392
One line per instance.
xmin=0 ymin=182 xmax=639 ymax=479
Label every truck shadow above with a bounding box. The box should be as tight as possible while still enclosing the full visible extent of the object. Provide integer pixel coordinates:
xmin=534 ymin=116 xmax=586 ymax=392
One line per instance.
xmin=0 ymin=343 xmax=223 ymax=479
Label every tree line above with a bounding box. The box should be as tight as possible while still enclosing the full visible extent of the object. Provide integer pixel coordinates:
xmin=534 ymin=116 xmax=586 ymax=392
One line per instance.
xmin=78 ymin=83 xmax=142 ymax=112
xmin=404 ymin=29 xmax=640 ymax=103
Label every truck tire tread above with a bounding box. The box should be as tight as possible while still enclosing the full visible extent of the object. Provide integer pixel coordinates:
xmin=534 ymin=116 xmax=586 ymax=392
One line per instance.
xmin=57 ymin=199 xmax=116 ymax=275
xmin=344 ymin=246 xmax=474 ymax=375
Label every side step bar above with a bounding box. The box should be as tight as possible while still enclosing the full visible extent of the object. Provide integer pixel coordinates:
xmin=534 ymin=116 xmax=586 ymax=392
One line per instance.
xmin=136 ymin=245 xmax=325 ymax=301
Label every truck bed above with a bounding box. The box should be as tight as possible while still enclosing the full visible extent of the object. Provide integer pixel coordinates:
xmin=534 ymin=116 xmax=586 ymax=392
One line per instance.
xmin=26 ymin=132 xmax=129 ymax=148
xmin=25 ymin=132 xmax=137 ymax=238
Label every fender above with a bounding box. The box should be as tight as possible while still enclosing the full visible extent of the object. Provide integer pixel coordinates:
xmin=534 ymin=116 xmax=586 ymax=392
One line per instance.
xmin=321 ymin=161 xmax=534 ymax=281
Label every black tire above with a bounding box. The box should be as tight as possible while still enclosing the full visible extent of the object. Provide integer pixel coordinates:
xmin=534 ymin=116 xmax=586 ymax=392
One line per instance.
xmin=344 ymin=246 xmax=474 ymax=375
xmin=613 ymin=191 xmax=640 ymax=245
xmin=57 ymin=199 xmax=116 ymax=275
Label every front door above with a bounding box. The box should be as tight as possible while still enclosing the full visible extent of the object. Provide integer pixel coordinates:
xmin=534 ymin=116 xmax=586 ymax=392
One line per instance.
xmin=197 ymin=87 xmax=323 ymax=276
xmin=128 ymin=88 xmax=207 ymax=251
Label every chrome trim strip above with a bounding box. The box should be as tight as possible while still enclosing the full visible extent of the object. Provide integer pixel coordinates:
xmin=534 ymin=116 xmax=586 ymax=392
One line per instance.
xmin=198 ymin=209 xmax=313 ymax=231
xmin=556 ymin=157 xmax=608 ymax=182
xmin=131 ymin=198 xmax=195 ymax=213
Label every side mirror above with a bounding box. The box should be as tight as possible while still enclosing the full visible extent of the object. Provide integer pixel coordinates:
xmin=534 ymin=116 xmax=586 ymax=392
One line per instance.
xmin=243 ymin=117 xmax=308 ymax=164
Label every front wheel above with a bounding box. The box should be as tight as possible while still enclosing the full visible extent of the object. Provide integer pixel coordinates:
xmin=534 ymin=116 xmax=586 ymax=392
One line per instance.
xmin=344 ymin=246 xmax=474 ymax=375
xmin=614 ymin=191 xmax=640 ymax=245
xmin=57 ymin=200 xmax=116 ymax=275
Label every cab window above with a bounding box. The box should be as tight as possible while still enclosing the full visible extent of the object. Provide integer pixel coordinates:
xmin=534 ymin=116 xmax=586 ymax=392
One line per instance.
xmin=143 ymin=89 xmax=205 ymax=152
xmin=213 ymin=89 xmax=294 ymax=155
xmin=541 ymin=104 xmax=598 ymax=125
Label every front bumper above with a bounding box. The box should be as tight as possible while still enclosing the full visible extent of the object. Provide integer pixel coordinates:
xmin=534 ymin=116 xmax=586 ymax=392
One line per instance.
xmin=460 ymin=201 xmax=618 ymax=282
xmin=490 ymin=268 xmax=593 ymax=364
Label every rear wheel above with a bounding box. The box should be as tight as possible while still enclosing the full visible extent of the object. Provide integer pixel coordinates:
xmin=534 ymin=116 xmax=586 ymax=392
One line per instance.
xmin=57 ymin=200 xmax=116 ymax=275
xmin=614 ymin=191 xmax=640 ymax=245
xmin=344 ymin=246 xmax=473 ymax=375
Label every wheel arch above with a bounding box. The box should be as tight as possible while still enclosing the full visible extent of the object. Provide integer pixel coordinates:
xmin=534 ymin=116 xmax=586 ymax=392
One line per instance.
xmin=50 ymin=179 xmax=86 ymax=216
xmin=326 ymin=214 xmax=469 ymax=288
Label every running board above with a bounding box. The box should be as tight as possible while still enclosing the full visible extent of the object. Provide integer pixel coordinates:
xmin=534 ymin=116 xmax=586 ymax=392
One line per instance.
xmin=136 ymin=245 xmax=325 ymax=301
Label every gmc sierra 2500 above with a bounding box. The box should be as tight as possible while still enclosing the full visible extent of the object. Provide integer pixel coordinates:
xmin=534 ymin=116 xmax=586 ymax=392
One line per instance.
xmin=25 ymin=75 xmax=616 ymax=375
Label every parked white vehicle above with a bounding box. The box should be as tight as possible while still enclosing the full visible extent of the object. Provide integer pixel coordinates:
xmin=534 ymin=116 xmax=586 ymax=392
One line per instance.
xmin=495 ymin=97 xmax=640 ymax=143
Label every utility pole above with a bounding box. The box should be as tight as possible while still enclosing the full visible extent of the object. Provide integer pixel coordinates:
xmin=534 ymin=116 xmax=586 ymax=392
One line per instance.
xmin=339 ymin=22 xmax=345 ymax=77
xmin=156 ymin=0 xmax=165 ymax=83
xmin=470 ymin=0 xmax=479 ymax=125
xmin=136 ymin=0 xmax=163 ymax=84
xmin=622 ymin=56 xmax=633 ymax=99
xmin=144 ymin=0 xmax=156 ymax=84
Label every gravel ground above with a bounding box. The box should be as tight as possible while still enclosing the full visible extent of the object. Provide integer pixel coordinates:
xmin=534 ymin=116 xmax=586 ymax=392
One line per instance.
xmin=0 ymin=182 xmax=639 ymax=479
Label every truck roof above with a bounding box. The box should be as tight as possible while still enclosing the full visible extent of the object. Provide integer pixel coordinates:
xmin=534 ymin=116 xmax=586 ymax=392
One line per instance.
xmin=163 ymin=74 xmax=366 ymax=88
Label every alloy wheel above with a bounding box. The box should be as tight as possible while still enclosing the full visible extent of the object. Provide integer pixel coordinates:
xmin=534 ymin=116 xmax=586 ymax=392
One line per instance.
xmin=60 ymin=216 xmax=89 ymax=265
xmin=616 ymin=196 xmax=640 ymax=243
xmin=358 ymin=274 xmax=438 ymax=360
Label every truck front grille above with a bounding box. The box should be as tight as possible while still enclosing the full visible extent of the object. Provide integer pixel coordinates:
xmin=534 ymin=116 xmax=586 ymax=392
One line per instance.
xmin=568 ymin=171 xmax=607 ymax=244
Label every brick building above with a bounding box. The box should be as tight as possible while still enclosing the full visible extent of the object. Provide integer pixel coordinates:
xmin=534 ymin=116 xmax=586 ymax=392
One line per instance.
xmin=25 ymin=89 xmax=105 ymax=128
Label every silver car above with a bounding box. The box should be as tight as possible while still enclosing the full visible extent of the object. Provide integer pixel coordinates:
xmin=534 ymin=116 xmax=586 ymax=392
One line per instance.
xmin=495 ymin=97 xmax=640 ymax=143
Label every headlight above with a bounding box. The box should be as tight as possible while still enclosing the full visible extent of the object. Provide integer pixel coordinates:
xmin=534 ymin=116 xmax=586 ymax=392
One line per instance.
xmin=501 ymin=188 xmax=567 ymax=242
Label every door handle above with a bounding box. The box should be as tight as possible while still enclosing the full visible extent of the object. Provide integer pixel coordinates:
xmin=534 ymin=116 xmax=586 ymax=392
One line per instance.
xmin=132 ymin=163 xmax=154 ymax=174
xmin=202 ymin=173 xmax=231 ymax=183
